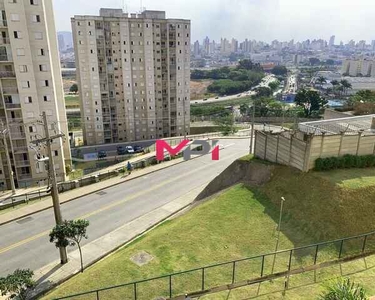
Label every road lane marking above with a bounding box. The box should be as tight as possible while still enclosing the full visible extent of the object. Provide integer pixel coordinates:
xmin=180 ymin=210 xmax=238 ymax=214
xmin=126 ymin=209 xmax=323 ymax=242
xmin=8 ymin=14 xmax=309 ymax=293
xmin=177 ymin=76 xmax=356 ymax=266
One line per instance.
xmin=0 ymin=153 xmax=240 ymax=255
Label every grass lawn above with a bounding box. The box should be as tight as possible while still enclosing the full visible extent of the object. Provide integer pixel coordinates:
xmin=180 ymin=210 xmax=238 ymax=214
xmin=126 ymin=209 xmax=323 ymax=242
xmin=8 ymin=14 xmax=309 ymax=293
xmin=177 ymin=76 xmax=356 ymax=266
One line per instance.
xmin=315 ymin=168 xmax=375 ymax=189
xmin=45 ymin=184 xmax=312 ymax=299
xmin=64 ymin=95 xmax=80 ymax=109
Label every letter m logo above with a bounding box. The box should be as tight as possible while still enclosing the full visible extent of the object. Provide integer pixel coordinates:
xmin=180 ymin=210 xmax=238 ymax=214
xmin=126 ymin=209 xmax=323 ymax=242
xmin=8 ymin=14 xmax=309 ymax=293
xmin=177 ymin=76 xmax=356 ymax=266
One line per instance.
xmin=156 ymin=140 xmax=190 ymax=161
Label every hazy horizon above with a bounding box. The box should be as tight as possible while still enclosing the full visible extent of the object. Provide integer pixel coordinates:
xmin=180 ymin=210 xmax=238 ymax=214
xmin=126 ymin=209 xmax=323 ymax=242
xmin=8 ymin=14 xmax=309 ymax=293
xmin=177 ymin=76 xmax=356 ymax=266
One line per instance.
xmin=53 ymin=0 xmax=375 ymax=44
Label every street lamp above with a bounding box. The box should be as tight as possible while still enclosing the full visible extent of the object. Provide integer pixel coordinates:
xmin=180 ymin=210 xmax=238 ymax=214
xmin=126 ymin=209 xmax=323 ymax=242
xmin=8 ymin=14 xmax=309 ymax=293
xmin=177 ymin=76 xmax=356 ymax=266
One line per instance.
xmin=271 ymin=196 xmax=285 ymax=275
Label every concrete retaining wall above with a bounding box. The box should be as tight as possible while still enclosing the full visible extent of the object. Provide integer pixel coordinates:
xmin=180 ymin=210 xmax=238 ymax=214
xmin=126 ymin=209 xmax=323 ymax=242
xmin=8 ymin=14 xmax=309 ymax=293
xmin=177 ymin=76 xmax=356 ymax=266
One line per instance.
xmin=195 ymin=160 xmax=273 ymax=201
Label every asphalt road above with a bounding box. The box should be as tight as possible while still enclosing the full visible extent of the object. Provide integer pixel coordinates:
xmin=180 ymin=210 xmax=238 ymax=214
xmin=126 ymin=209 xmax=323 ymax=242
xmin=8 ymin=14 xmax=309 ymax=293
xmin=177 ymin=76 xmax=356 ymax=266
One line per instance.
xmin=0 ymin=139 xmax=249 ymax=276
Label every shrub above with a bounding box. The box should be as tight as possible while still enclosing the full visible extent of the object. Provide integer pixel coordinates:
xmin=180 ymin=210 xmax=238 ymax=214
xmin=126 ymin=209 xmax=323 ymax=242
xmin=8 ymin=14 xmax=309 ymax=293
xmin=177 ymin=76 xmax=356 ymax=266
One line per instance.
xmin=315 ymin=154 xmax=375 ymax=171
xmin=319 ymin=278 xmax=367 ymax=300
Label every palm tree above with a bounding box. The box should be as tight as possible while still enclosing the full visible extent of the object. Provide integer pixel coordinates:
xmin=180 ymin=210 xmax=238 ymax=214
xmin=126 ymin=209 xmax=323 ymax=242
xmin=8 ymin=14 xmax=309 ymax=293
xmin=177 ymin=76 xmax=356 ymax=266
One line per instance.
xmin=331 ymin=80 xmax=339 ymax=87
xmin=340 ymin=79 xmax=352 ymax=95
xmin=319 ymin=278 xmax=367 ymax=300
xmin=316 ymin=76 xmax=327 ymax=89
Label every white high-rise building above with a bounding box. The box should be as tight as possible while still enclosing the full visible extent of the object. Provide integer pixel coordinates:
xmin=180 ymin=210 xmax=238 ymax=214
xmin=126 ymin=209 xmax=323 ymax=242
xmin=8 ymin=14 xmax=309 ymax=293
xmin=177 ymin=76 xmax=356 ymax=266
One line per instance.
xmin=0 ymin=0 xmax=70 ymax=189
xmin=329 ymin=35 xmax=335 ymax=48
xmin=72 ymin=9 xmax=191 ymax=145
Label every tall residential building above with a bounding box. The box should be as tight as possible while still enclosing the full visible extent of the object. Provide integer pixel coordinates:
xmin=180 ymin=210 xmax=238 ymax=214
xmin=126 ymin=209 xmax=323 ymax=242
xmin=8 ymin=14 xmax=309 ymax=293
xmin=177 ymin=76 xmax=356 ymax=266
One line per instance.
xmin=72 ymin=9 xmax=190 ymax=145
xmin=57 ymin=33 xmax=65 ymax=52
xmin=329 ymin=35 xmax=335 ymax=48
xmin=0 ymin=0 xmax=70 ymax=189
xmin=193 ymin=40 xmax=200 ymax=57
xmin=202 ymin=36 xmax=209 ymax=55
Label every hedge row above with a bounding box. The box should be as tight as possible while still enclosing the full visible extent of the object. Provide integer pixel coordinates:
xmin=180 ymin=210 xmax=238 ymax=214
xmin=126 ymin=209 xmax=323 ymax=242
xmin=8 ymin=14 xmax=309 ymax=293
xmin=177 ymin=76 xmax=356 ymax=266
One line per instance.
xmin=315 ymin=154 xmax=375 ymax=171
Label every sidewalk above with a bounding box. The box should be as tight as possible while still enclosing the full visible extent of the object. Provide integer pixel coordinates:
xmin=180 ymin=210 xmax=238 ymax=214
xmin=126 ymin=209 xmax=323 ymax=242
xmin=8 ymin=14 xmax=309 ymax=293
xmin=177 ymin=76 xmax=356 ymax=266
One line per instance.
xmin=30 ymin=184 xmax=205 ymax=299
xmin=0 ymin=156 xmax=187 ymax=226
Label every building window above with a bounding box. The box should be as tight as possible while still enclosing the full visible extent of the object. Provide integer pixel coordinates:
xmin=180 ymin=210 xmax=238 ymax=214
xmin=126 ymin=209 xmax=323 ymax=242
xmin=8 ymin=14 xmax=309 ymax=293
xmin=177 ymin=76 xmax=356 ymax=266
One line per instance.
xmin=39 ymin=64 xmax=47 ymax=72
xmin=38 ymin=48 xmax=45 ymax=56
xmin=21 ymin=81 xmax=30 ymax=88
xmin=24 ymin=96 xmax=32 ymax=103
xmin=16 ymin=48 xmax=25 ymax=56
xmin=43 ymin=95 xmax=51 ymax=102
xmin=26 ymin=112 xmax=34 ymax=118
xmin=31 ymin=15 xmax=41 ymax=23
xmin=34 ymin=32 xmax=43 ymax=40
xmin=19 ymin=65 xmax=28 ymax=72
xmin=30 ymin=0 xmax=38 ymax=5
xmin=41 ymin=80 xmax=49 ymax=87
xmin=10 ymin=14 xmax=19 ymax=21
xmin=46 ymin=109 xmax=52 ymax=116
xmin=13 ymin=31 xmax=21 ymax=39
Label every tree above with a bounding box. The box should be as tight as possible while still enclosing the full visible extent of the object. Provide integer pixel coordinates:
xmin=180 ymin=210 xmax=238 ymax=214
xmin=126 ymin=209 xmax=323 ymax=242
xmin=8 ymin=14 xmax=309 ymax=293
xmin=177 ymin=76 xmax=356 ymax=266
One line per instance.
xmin=295 ymin=89 xmax=326 ymax=117
xmin=255 ymin=86 xmax=272 ymax=98
xmin=268 ymin=81 xmax=280 ymax=91
xmin=214 ymin=114 xmax=236 ymax=135
xmin=271 ymin=65 xmax=288 ymax=76
xmin=50 ymin=219 xmax=90 ymax=273
xmin=325 ymin=59 xmax=335 ymax=65
xmin=239 ymin=103 xmax=249 ymax=116
xmin=69 ymin=83 xmax=78 ymax=94
xmin=315 ymin=76 xmax=327 ymax=89
xmin=0 ymin=269 xmax=35 ymax=300
xmin=340 ymin=79 xmax=352 ymax=95
xmin=330 ymin=80 xmax=339 ymax=87
xmin=309 ymin=57 xmax=321 ymax=66
xmin=319 ymin=278 xmax=367 ymax=300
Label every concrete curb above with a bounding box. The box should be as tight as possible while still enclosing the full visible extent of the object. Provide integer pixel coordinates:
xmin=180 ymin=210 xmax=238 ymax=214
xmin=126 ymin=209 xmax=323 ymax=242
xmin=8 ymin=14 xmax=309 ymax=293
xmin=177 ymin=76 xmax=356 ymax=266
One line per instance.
xmin=31 ymin=190 xmax=198 ymax=300
xmin=0 ymin=158 xmax=187 ymax=226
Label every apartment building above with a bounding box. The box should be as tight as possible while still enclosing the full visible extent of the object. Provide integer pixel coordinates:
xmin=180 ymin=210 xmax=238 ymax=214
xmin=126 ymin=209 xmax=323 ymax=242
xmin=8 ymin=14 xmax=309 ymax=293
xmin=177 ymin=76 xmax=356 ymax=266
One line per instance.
xmin=72 ymin=9 xmax=191 ymax=145
xmin=342 ymin=58 xmax=375 ymax=77
xmin=0 ymin=0 xmax=70 ymax=189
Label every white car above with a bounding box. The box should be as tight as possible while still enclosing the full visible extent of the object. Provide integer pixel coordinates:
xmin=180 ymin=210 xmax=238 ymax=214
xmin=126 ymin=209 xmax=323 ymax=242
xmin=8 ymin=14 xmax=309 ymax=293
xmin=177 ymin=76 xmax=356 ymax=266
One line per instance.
xmin=125 ymin=146 xmax=135 ymax=154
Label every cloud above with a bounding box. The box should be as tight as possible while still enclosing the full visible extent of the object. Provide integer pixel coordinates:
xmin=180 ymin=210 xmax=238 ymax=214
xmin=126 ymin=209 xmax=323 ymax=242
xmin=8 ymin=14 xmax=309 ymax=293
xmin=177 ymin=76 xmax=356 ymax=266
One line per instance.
xmin=53 ymin=0 xmax=375 ymax=43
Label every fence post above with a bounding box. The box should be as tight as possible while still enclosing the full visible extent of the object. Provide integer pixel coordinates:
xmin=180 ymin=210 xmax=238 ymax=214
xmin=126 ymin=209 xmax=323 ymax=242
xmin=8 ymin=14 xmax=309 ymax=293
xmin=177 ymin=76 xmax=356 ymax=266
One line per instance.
xmin=25 ymin=193 xmax=28 ymax=203
xmin=38 ymin=190 xmax=41 ymax=200
xmin=338 ymin=240 xmax=344 ymax=259
xmin=260 ymin=255 xmax=265 ymax=277
xmin=314 ymin=245 xmax=319 ymax=265
xmin=232 ymin=261 xmax=236 ymax=284
xmin=288 ymin=250 xmax=293 ymax=271
xmin=133 ymin=282 xmax=137 ymax=300
xmin=362 ymin=235 xmax=368 ymax=253
xmin=201 ymin=268 xmax=205 ymax=290
xmin=169 ymin=275 xmax=172 ymax=298
xmin=96 ymin=290 xmax=99 ymax=300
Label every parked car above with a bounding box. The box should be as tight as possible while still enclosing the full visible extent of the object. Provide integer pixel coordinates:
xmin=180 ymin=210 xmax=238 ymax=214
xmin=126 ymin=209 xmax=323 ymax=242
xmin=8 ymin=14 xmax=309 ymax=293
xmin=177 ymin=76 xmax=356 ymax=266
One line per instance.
xmin=98 ymin=150 xmax=107 ymax=159
xmin=133 ymin=145 xmax=145 ymax=153
xmin=215 ymin=96 xmax=219 ymax=99
xmin=117 ymin=146 xmax=127 ymax=155
xmin=203 ymin=98 xmax=208 ymax=101
xmin=125 ymin=146 xmax=135 ymax=154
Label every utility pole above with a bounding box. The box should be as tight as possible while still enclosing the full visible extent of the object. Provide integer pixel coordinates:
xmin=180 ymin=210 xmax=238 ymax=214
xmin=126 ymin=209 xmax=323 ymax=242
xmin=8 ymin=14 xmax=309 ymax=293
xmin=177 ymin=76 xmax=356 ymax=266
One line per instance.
xmin=249 ymin=99 xmax=255 ymax=154
xmin=271 ymin=196 xmax=286 ymax=275
xmin=31 ymin=112 xmax=67 ymax=264
xmin=0 ymin=121 xmax=15 ymax=194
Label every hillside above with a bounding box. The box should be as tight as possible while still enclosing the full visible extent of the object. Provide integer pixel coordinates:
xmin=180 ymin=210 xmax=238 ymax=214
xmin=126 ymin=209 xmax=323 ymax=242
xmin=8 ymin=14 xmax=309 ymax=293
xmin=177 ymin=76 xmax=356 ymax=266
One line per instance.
xmin=259 ymin=166 xmax=375 ymax=242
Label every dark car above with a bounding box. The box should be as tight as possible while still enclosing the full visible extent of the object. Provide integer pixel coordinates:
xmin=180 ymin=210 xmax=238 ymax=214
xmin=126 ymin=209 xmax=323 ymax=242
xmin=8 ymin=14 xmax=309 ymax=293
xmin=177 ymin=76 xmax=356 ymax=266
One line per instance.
xmin=117 ymin=146 xmax=126 ymax=155
xmin=98 ymin=150 xmax=107 ymax=159
xmin=133 ymin=145 xmax=145 ymax=153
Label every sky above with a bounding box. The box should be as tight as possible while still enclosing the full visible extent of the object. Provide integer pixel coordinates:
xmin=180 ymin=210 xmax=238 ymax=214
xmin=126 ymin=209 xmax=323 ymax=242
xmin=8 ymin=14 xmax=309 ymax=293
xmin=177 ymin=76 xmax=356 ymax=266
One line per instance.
xmin=53 ymin=0 xmax=375 ymax=44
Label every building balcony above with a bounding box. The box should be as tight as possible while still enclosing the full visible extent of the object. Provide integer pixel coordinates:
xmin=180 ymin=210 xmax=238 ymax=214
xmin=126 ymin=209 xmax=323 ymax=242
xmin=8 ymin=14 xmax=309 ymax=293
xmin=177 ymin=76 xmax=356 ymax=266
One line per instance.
xmin=0 ymin=54 xmax=12 ymax=62
xmin=13 ymin=146 xmax=28 ymax=153
xmin=18 ymin=173 xmax=32 ymax=180
xmin=10 ymin=132 xmax=26 ymax=139
xmin=8 ymin=117 xmax=23 ymax=123
xmin=0 ymin=71 xmax=15 ymax=78
xmin=0 ymin=19 xmax=7 ymax=27
xmin=5 ymin=103 xmax=21 ymax=109
xmin=2 ymin=87 xmax=18 ymax=94
xmin=0 ymin=38 xmax=10 ymax=46
xmin=15 ymin=160 xmax=30 ymax=167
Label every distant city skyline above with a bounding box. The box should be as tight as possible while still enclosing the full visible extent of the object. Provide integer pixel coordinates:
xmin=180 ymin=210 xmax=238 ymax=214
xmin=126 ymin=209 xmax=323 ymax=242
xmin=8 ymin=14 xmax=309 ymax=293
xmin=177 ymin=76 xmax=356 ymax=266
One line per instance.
xmin=53 ymin=0 xmax=375 ymax=44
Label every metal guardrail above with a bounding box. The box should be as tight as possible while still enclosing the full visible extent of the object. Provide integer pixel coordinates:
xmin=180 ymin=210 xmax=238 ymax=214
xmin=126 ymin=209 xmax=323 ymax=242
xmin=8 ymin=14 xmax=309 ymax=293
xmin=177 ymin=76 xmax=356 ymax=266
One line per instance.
xmin=54 ymin=230 xmax=375 ymax=300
